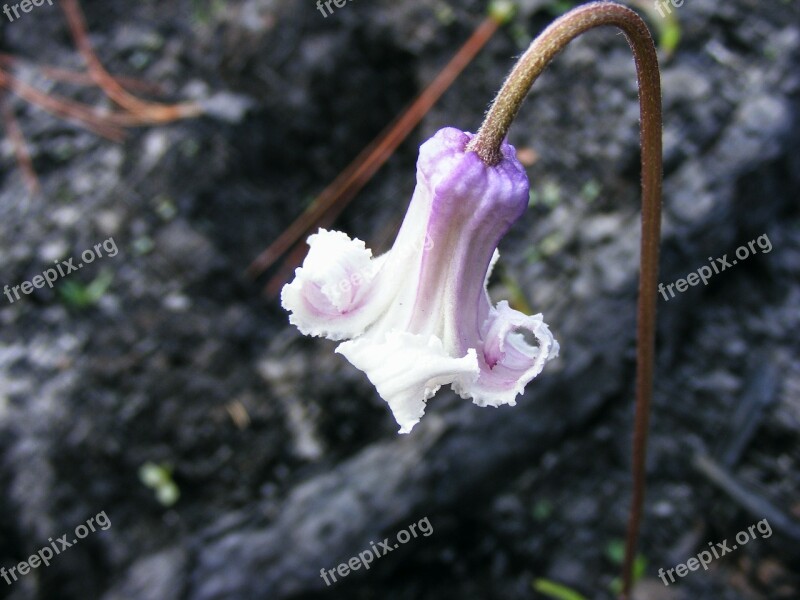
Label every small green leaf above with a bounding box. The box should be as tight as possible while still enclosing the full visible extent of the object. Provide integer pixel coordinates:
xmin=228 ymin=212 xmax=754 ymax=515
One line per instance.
xmin=156 ymin=482 xmax=181 ymax=507
xmin=435 ymin=2 xmax=456 ymax=25
xmin=488 ymin=0 xmax=516 ymax=24
xmin=605 ymin=539 xmax=626 ymax=565
xmin=58 ymin=271 xmax=113 ymax=309
xmin=533 ymin=578 xmax=587 ymax=600
xmin=139 ymin=462 xmax=180 ymax=507
xmin=139 ymin=462 xmax=168 ymax=488
xmin=660 ymin=19 xmax=681 ymax=54
xmin=609 ymin=555 xmax=648 ymax=594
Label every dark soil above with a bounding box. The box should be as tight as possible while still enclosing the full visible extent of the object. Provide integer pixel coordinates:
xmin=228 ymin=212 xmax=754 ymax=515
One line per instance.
xmin=0 ymin=1 xmax=798 ymax=599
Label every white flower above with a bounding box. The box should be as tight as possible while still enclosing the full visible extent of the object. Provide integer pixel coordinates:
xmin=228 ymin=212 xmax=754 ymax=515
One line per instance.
xmin=282 ymin=128 xmax=558 ymax=433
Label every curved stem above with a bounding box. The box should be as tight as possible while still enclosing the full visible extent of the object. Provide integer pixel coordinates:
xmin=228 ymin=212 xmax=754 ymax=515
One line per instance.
xmin=468 ymin=3 xmax=661 ymax=598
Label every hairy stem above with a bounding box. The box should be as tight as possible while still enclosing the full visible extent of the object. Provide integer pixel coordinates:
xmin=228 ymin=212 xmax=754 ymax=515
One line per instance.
xmin=468 ymin=3 xmax=662 ymax=598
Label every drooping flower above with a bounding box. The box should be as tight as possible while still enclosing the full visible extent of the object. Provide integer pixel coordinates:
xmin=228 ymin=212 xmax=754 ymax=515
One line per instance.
xmin=281 ymin=127 xmax=558 ymax=433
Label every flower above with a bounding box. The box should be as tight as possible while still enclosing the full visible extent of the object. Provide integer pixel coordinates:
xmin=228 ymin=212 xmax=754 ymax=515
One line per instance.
xmin=281 ymin=127 xmax=559 ymax=433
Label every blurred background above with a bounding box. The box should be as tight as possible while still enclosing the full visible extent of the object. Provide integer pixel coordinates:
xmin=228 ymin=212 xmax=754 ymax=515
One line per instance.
xmin=0 ymin=0 xmax=798 ymax=599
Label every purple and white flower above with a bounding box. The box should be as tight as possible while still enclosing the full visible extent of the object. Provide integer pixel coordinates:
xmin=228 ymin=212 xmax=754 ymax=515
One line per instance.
xmin=282 ymin=127 xmax=558 ymax=433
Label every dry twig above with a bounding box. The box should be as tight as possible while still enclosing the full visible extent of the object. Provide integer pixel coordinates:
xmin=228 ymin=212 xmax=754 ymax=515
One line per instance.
xmin=0 ymin=0 xmax=203 ymax=193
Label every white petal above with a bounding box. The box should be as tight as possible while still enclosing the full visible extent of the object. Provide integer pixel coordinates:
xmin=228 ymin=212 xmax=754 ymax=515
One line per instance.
xmin=336 ymin=332 xmax=479 ymax=434
xmin=455 ymin=301 xmax=559 ymax=407
xmin=485 ymin=249 xmax=500 ymax=284
xmin=281 ymin=229 xmax=393 ymax=341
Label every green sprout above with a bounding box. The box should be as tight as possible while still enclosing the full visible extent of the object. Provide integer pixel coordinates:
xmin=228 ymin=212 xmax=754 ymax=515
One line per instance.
xmin=138 ymin=461 xmax=181 ymax=507
xmin=488 ymin=0 xmax=517 ymax=24
xmin=434 ymin=2 xmax=456 ymax=25
xmin=606 ymin=539 xmax=647 ymax=594
xmin=533 ymin=578 xmax=587 ymax=600
xmin=58 ymin=270 xmax=114 ymax=309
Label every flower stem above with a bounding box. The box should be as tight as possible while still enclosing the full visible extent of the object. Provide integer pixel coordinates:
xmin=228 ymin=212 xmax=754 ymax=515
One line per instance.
xmin=468 ymin=3 xmax=662 ymax=598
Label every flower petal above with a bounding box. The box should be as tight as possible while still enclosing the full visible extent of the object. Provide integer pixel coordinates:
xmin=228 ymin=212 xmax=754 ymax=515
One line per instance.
xmin=336 ymin=331 xmax=479 ymax=434
xmin=455 ymin=301 xmax=559 ymax=407
xmin=281 ymin=229 xmax=395 ymax=340
xmin=280 ymin=128 xmax=558 ymax=434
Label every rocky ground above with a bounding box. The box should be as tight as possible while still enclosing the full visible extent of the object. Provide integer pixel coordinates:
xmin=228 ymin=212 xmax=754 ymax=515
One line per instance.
xmin=0 ymin=0 xmax=798 ymax=599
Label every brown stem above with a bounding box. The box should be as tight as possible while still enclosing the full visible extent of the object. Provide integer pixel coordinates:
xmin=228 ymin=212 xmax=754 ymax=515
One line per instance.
xmin=468 ymin=3 xmax=662 ymax=598
xmin=59 ymin=0 xmax=201 ymax=122
xmin=0 ymin=67 xmax=127 ymax=140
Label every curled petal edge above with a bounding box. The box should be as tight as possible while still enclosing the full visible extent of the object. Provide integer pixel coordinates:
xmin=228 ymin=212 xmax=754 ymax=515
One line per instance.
xmin=455 ymin=301 xmax=560 ymax=408
xmin=336 ymin=332 xmax=479 ymax=434
xmin=280 ymin=229 xmax=391 ymax=341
